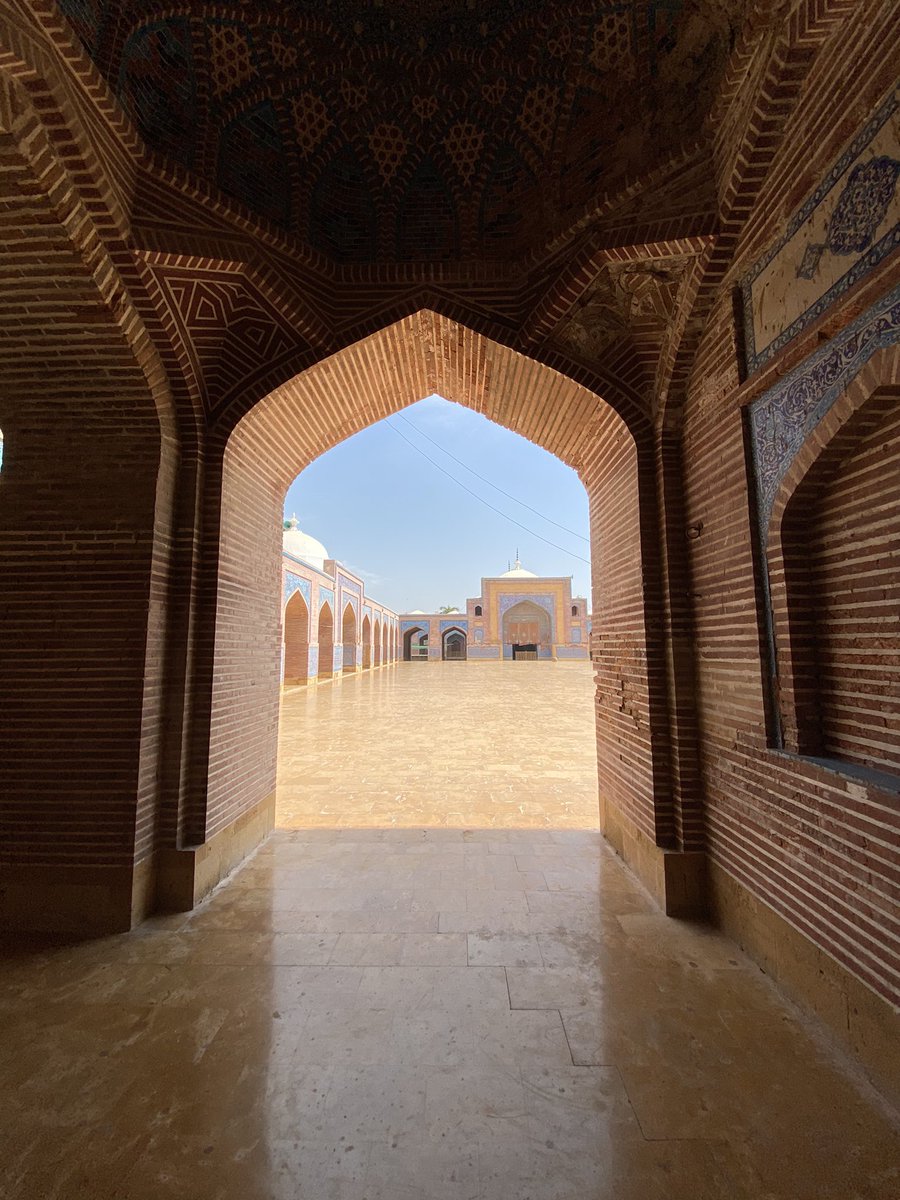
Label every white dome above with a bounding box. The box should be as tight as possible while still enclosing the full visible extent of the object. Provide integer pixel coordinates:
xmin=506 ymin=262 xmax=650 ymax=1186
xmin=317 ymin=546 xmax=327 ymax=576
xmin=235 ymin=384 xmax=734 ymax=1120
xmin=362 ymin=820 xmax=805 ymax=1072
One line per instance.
xmin=282 ymin=518 xmax=328 ymax=570
xmin=499 ymin=558 xmax=537 ymax=579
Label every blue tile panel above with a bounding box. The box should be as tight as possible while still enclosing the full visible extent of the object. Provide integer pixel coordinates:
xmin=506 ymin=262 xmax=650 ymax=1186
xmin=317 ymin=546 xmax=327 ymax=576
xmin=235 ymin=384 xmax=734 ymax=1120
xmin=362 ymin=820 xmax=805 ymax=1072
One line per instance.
xmin=283 ymin=572 xmax=312 ymax=608
xmin=748 ymin=284 xmax=900 ymax=533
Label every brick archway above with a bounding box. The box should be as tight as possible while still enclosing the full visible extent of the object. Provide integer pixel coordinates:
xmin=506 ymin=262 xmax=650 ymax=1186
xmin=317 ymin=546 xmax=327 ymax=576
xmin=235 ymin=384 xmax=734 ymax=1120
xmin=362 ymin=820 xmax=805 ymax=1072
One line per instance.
xmin=197 ymin=311 xmax=674 ymax=904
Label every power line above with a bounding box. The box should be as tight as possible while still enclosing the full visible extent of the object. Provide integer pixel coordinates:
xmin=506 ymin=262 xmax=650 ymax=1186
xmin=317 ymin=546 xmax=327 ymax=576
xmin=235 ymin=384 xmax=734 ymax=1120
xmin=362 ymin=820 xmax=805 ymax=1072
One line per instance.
xmin=384 ymin=420 xmax=591 ymax=566
xmin=395 ymin=412 xmax=590 ymax=543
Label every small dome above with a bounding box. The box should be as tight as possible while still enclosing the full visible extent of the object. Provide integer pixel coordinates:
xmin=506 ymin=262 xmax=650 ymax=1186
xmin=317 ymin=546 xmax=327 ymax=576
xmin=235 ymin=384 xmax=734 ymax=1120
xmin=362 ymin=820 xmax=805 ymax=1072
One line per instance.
xmin=500 ymin=558 xmax=537 ymax=579
xmin=408 ymin=609 xmax=426 ymax=615
xmin=282 ymin=516 xmax=328 ymax=570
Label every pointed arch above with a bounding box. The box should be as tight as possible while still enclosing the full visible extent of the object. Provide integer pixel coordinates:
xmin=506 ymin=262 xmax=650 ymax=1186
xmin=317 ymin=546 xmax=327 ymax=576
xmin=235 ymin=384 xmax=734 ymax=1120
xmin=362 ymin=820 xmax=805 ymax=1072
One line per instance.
xmin=362 ymin=612 xmax=372 ymax=671
xmin=342 ymin=602 xmax=358 ymax=672
xmin=283 ymin=590 xmax=310 ymax=684
xmin=206 ymin=310 xmax=674 ymax=905
xmin=441 ymin=626 xmax=467 ymax=661
xmin=403 ymin=626 xmax=428 ymax=662
xmin=502 ymin=600 xmax=552 ymax=658
xmin=318 ymin=600 xmax=334 ymax=680
xmin=373 ymin=616 xmax=382 ymax=667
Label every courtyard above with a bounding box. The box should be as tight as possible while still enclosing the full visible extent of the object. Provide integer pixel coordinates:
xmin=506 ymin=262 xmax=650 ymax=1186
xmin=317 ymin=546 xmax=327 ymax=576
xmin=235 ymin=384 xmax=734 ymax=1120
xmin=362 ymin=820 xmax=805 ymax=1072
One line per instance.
xmin=277 ymin=661 xmax=599 ymax=829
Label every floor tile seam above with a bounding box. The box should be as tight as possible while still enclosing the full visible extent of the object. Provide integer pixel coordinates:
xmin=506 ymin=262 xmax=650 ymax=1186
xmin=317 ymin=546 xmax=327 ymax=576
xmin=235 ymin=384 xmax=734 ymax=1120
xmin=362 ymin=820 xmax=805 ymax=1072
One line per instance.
xmin=554 ymin=1007 xmax=578 ymax=1069
xmin=611 ymin=1061 xmax=672 ymax=1145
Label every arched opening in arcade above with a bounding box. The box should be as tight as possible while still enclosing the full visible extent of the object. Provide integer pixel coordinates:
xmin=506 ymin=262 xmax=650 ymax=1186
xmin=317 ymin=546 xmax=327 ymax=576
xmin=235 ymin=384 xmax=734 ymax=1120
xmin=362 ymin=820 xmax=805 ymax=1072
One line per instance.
xmin=441 ymin=627 xmax=467 ymax=661
xmin=362 ymin=613 xmax=372 ymax=670
xmin=283 ymin=590 xmax=311 ymax=684
xmin=403 ymin=626 xmax=428 ymax=662
xmin=341 ymin=603 xmax=357 ymax=673
xmin=203 ymin=311 xmax=675 ymax=883
xmin=318 ymin=600 xmax=334 ymax=680
xmin=502 ymin=599 xmax=551 ymax=661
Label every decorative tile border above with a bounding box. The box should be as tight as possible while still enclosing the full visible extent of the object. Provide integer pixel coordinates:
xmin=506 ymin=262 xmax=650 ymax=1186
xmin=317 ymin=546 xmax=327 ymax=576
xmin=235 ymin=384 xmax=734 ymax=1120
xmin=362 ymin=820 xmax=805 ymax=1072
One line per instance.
xmin=748 ymin=284 xmax=900 ymax=532
xmin=336 ymin=572 xmax=362 ymax=598
xmin=440 ymin=618 xmax=468 ymax=632
xmin=742 ymin=88 xmax=899 ymax=373
xmin=747 ymin=284 xmax=900 ymax=751
xmin=319 ymin=587 xmax=335 ymax=612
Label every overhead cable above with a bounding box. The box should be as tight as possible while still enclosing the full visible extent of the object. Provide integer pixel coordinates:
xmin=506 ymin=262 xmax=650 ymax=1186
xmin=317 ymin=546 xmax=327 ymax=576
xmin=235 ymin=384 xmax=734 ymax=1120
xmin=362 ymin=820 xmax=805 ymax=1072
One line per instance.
xmin=385 ymin=420 xmax=591 ymax=566
xmin=396 ymin=412 xmax=590 ymax=543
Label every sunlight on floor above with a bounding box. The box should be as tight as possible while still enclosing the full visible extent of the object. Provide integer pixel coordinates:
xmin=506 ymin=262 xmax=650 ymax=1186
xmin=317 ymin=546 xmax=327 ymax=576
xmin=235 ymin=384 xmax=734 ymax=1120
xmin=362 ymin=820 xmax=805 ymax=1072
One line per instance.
xmin=277 ymin=662 xmax=599 ymax=829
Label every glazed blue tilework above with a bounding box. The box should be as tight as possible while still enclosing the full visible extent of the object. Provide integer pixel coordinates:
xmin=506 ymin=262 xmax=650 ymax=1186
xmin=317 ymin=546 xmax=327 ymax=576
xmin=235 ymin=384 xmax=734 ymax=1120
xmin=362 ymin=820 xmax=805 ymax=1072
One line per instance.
xmin=337 ymin=573 xmax=362 ymax=597
xmin=748 ymin=284 xmax=900 ymax=533
xmin=498 ymin=594 xmax=555 ymax=625
xmin=556 ymin=646 xmax=589 ymax=659
xmin=283 ymin=573 xmax=311 ymax=608
xmin=741 ymin=90 xmax=899 ymax=373
xmin=440 ymin=619 xmax=468 ymax=632
xmin=319 ymin=587 xmax=335 ymax=611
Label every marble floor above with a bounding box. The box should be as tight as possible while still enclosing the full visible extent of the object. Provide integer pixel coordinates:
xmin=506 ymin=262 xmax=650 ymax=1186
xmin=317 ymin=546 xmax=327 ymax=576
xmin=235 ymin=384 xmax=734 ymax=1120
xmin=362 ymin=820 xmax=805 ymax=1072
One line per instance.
xmin=1 ymin=664 xmax=898 ymax=1199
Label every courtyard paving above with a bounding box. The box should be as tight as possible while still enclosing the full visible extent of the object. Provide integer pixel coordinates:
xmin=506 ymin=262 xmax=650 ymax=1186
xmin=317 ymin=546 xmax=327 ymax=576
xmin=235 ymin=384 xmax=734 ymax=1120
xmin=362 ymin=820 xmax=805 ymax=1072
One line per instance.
xmin=277 ymin=660 xmax=600 ymax=829
xmin=1 ymin=663 xmax=897 ymax=1198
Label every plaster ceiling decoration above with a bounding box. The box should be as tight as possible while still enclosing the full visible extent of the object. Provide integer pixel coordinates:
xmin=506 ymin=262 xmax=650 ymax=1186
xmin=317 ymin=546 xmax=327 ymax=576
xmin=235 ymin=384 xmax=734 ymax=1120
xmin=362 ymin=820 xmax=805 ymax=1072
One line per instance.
xmin=152 ymin=267 xmax=307 ymax=410
xmin=552 ymin=257 xmax=692 ymax=360
xmin=58 ymin=0 xmax=743 ymax=263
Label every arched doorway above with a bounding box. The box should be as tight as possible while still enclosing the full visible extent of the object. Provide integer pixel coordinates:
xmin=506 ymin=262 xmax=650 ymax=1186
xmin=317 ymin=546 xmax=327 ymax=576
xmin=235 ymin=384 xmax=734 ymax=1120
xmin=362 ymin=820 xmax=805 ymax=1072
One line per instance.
xmin=442 ymin=627 xmax=467 ymax=661
xmin=342 ymin=603 xmax=357 ymax=673
xmin=318 ymin=600 xmax=334 ymax=680
xmin=283 ymin=591 xmax=310 ymax=684
xmin=207 ymin=311 xmax=673 ymax=909
xmin=502 ymin=600 xmax=552 ymax=660
xmin=403 ymin=626 xmax=428 ymax=662
xmin=362 ymin=613 xmax=372 ymax=670
xmin=373 ymin=617 xmax=382 ymax=667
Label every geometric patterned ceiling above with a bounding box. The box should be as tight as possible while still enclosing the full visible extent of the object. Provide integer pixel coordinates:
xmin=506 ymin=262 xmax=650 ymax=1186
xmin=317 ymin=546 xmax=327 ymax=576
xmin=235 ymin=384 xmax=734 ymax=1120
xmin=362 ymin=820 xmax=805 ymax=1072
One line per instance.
xmin=59 ymin=0 xmax=741 ymax=263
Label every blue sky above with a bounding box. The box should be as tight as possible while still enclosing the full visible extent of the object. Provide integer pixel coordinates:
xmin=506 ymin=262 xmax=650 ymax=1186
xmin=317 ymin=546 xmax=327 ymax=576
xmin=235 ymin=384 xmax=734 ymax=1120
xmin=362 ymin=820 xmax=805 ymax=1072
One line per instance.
xmin=283 ymin=395 xmax=591 ymax=613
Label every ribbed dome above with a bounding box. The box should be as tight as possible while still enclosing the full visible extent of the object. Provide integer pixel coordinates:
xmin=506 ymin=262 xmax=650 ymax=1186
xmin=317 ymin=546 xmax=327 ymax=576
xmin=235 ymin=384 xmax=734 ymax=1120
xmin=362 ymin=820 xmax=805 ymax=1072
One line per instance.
xmin=282 ymin=517 xmax=328 ymax=570
xmin=499 ymin=559 xmax=537 ymax=579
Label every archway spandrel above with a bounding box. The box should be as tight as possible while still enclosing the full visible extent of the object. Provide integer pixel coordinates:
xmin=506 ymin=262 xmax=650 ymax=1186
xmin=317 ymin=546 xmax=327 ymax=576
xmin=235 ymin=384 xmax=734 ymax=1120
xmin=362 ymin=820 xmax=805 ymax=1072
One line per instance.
xmin=225 ymin=311 xmax=637 ymax=491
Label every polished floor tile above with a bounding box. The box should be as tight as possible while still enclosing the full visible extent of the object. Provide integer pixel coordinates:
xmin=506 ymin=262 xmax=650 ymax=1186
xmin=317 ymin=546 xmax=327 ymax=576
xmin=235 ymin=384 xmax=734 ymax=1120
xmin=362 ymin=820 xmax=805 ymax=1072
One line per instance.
xmin=277 ymin=661 xmax=600 ymax=829
xmin=1 ymin=664 xmax=898 ymax=1198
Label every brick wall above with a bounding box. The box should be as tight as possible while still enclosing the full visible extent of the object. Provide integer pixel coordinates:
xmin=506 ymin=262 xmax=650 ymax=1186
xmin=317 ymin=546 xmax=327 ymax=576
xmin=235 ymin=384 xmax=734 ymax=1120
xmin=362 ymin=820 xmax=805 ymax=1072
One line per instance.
xmin=777 ymin=386 xmax=900 ymax=773
xmin=681 ymin=3 xmax=900 ymax=1009
xmin=0 ymin=85 xmax=167 ymax=898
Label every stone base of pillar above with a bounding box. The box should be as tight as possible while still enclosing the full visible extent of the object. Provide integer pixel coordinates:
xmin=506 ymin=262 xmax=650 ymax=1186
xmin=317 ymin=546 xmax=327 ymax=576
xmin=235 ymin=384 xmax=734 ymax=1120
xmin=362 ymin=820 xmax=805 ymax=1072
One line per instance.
xmin=156 ymin=790 xmax=276 ymax=913
xmin=600 ymin=798 xmax=706 ymax=918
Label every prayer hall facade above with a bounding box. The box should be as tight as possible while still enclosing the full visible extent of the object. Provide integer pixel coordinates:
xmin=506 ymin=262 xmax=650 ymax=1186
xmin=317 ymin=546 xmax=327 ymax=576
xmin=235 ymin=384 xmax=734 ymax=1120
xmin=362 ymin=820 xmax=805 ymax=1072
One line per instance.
xmin=400 ymin=561 xmax=589 ymax=662
xmin=1 ymin=0 xmax=899 ymax=1112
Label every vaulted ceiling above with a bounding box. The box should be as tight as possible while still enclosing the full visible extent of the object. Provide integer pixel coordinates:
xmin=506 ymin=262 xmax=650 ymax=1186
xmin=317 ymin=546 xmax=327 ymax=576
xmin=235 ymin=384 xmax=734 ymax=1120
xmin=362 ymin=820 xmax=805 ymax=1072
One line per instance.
xmin=59 ymin=0 xmax=741 ymax=263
